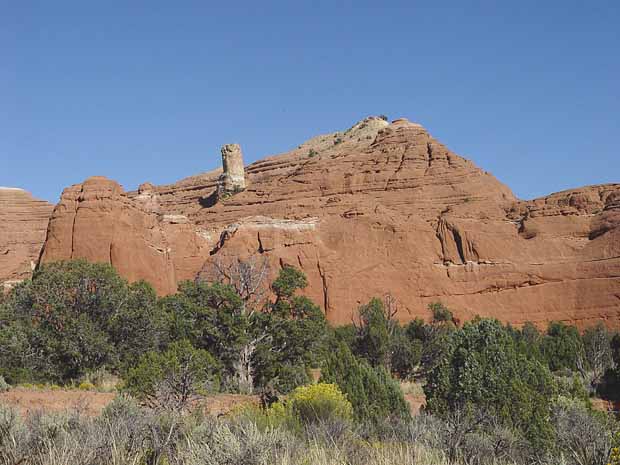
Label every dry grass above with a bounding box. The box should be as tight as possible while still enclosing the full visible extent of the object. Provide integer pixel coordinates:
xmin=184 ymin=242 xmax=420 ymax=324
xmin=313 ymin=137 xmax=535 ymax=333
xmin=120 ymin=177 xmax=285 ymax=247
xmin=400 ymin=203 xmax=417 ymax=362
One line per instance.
xmin=0 ymin=400 xmax=522 ymax=465
xmin=1 ymin=395 xmax=609 ymax=465
xmin=400 ymin=381 xmax=425 ymax=398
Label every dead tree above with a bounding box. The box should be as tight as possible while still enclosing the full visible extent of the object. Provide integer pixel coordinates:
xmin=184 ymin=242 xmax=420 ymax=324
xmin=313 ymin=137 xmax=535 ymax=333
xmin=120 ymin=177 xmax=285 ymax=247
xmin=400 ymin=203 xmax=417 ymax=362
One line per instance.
xmin=202 ymin=254 xmax=270 ymax=316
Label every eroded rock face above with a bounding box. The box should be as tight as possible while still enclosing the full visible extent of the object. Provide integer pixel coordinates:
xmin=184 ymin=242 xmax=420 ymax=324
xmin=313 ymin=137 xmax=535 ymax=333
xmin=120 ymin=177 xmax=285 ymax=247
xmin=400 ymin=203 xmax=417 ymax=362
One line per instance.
xmin=0 ymin=188 xmax=54 ymax=290
xmin=31 ymin=116 xmax=620 ymax=327
xmin=39 ymin=176 xmax=212 ymax=295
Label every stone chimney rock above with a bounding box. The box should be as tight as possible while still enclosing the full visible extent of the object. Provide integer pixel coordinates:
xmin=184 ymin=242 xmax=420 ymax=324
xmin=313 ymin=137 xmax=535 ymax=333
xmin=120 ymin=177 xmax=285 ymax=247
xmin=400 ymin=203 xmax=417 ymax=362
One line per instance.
xmin=218 ymin=143 xmax=246 ymax=195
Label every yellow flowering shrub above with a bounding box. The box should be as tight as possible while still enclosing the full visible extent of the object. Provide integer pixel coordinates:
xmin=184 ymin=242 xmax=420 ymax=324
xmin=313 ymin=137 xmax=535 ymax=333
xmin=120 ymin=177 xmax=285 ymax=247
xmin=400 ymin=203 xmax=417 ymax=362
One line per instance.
xmin=78 ymin=381 xmax=95 ymax=391
xmin=287 ymin=383 xmax=353 ymax=424
xmin=229 ymin=383 xmax=352 ymax=430
xmin=609 ymin=431 xmax=620 ymax=465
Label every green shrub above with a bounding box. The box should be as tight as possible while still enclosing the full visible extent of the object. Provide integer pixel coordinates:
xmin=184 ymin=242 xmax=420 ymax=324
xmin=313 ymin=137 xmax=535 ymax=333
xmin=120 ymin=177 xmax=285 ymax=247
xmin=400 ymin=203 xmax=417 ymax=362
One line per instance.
xmin=123 ymin=340 xmax=220 ymax=411
xmin=101 ymin=393 xmax=142 ymax=421
xmin=355 ymin=298 xmax=392 ymax=369
xmin=429 ymin=302 xmax=455 ymax=324
xmin=390 ymin=328 xmax=422 ymax=379
xmin=321 ymin=342 xmax=410 ymax=424
xmin=287 ymin=383 xmax=352 ymax=424
xmin=0 ymin=260 xmax=165 ymax=383
xmin=425 ymin=318 xmax=556 ymax=449
xmin=541 ymin=321 xmax=583 ymax=372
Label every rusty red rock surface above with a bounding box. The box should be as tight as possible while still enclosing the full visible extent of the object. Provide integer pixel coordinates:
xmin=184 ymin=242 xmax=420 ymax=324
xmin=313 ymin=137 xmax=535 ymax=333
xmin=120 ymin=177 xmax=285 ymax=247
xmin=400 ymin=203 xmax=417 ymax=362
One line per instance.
xmin=2 ymin=117 xmax=618 ymax=328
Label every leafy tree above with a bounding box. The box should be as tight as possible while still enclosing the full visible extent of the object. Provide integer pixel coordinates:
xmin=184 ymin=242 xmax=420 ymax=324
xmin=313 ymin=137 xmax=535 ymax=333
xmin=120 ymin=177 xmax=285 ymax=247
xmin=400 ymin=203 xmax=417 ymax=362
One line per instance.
xmin=271 ymin=266 xmax=307 ymax=305
xmin=389 ymin=326 xmax=422 ymax=379
xmin=429 ymin=301 xmax=456 ymax=325
xmin=332 ymin=324 xmax=357 ymax=352
xmin=418 ymin=303 xmax=457 ymax=375
xmin=159 ymin=280 xmax=252 ymax=391
xmin=425 ymin=318 xmax=557 ymax=448
xmin=0 ymin=288 xmax=38 ymax=383
xmin=0 ymin=260 xmax=129 ymax=381
xmin=579 ymin=322 xmax=613 ymax=390
xmin=0 ymin=261 xmax=171 ymax=383
xmin=109 ymin=280 xmax=168 ymax=370
xmin=540 ymin=321 xmax=583 ymax=372
xmin=598 ymin=332 xmax=620 ymax=401
xmin=404 ymin=317 xmax=426 ymax=342
xmin=124 ymin=340 xmax=219 ymax=411
xmin=354 ymin=297 xmax=394 ymax=369
xmin=254 ymin=268 xmax=329 ymax=393
xmin=165 ymin=266 xmax=329 ymax=394
xmin=321 ymin=342 xmax=410 ymax=424
xmin=515 ymin=321 xmax=543 ymax=361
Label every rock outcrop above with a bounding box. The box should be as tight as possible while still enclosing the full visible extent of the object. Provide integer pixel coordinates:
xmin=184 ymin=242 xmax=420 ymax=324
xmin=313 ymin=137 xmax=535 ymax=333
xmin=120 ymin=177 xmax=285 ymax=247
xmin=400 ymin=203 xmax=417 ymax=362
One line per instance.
xmin=11 ymin=116 xmax=620 ymax=328
xmin=39 ymin=176 xmax=213 ymax=295
xmin=218 ymin=143 xmax=246 ymax=196
xmin=0 ymin=188 xmax=54 ymax=290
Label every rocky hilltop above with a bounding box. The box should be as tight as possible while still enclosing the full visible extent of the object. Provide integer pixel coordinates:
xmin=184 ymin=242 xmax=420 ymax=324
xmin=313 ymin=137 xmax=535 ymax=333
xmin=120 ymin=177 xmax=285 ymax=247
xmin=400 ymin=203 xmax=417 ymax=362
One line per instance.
xmin=3 ymin=117 xmax=619 ymax=327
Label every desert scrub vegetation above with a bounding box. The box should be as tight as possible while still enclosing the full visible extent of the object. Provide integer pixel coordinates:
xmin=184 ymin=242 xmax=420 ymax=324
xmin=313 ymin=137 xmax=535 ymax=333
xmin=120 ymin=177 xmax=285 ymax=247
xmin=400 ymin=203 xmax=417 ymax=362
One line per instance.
xmin=2 ymin=259 xmax=620 ymax=464
xmin=0 ymin=395 xmax=617 ymax=465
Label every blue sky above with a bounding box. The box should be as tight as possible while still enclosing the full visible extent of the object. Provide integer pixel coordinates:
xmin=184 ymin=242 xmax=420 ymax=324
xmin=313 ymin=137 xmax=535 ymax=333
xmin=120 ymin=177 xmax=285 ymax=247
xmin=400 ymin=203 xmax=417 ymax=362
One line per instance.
xmin=2 ymin=1 xmax=618 ymax=203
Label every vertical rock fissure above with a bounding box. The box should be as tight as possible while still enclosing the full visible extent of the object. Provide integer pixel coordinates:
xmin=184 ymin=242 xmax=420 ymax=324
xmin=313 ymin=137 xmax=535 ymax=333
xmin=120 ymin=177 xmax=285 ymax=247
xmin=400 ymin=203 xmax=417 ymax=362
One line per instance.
xmin=69 ymin=194 xmax=81 ymax=259
xmin=426 ymin=142 xmax=433 ymax=169
xmin=316 ymin=260 xmax=329 ymax=314
xmin=257 ymin=232 xmax=264 ymax=254
xmin=452 ymin=228 xmax=467 ymax=264
xmin=384 ymin=149 xmax=408 ymax=190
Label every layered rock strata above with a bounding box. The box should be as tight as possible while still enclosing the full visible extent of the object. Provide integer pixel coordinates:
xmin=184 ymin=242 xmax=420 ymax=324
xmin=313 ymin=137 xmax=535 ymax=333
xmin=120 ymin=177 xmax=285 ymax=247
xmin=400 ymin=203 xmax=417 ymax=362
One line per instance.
xmin=13 ymin=116 xmax=620 ymax=327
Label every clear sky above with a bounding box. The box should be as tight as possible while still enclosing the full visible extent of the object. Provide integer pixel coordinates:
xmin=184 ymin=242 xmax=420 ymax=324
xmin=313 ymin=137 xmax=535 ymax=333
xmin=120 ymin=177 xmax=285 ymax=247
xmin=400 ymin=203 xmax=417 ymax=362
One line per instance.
xmin=2 ymin=1 xmax=618 ymax=203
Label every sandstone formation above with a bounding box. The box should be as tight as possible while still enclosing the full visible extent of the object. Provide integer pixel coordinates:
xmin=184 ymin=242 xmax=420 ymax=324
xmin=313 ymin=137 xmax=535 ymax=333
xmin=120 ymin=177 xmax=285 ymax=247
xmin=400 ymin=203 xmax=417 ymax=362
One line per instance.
xmin=39 ymin=176 xmax=213 ymax=294
xmin=218 ymin=143 xmax=246 ymax=196
xmin=0 ymin=188 xmax=54 ymax=291
xmin=11 ymin=116 xmax=620 ymax=328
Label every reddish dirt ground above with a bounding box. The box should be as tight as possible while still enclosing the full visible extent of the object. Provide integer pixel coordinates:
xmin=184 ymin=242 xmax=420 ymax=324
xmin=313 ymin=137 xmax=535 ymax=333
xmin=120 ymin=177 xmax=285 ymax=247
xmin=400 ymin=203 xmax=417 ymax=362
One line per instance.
xmin=1 ymin=388 xmax=426 ymax=417
xmin=4 ymin=388 xmax=614 ymax=419
xmin=0 ymin=389 xmax=115 ymax=416
xmin=0 ymin=389 xmax=259 ymax=417
xmin=404 ymin=394 xmax=426 ymax=415
xmin=591 ymin=398 xmax=620 ymax=413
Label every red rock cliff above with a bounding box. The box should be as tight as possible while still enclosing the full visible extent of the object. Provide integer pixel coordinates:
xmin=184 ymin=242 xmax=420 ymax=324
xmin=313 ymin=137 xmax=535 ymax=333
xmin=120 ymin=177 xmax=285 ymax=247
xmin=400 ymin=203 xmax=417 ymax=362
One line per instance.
xmin=27 ymin=117 xmax=620 ymax=327
xmin=0 ymin=188 xmax=54 ymax=290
